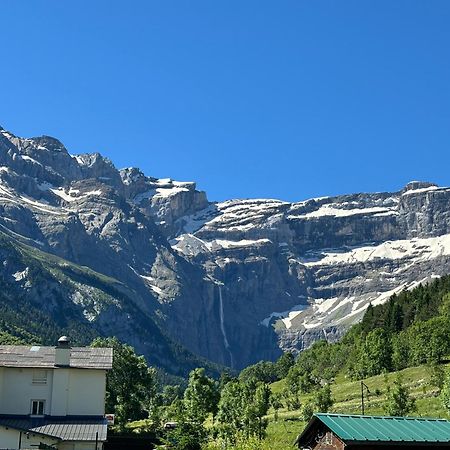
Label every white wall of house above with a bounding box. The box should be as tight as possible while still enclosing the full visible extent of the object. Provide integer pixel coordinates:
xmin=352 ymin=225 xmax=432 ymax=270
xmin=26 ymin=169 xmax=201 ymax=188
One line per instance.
xmin=0 ymin=425 xmax=59 ymax=449
xmin=51 ymin=368 xmax=69 ymax=416
xmin=66 ymin=369 xmax=106 ymax=416
xmin=0 ymin=426 xmax=21 ymax=449
xmin=0 ymin=366 xmax=106 ymax=416
xmin=0 ymin=367 xmax=54 ymax=415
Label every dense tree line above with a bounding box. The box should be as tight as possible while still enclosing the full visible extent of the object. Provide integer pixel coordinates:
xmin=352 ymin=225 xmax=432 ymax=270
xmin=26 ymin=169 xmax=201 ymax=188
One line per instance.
xmin=95 ymin=337 xmax=280 ymax=449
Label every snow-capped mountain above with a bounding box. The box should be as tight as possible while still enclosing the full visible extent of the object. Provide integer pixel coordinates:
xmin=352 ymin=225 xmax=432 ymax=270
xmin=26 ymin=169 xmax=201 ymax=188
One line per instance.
xmin=1 ymin=125 xmax=450 ymax=370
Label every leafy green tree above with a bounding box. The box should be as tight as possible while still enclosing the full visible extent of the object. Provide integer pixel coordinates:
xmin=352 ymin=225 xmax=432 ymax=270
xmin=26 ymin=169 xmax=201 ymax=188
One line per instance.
xmin=314 ymin=385 xmax=333 ymax=413
xmin=219 ymin=371 xmax=233 ymax=390
xmin=295 ymin=340 xmax=343 ymax=384
xmin=162 ymin=395 xmax=208 ymax=449
xmin=385 ymin=298 xmax=404 ymax=332
xmin=275 ymin=352 xmax=295 ymax=379
xmin=283 ymin=364 xmax=316 ymax=408
xmin=282 ymin=388 xmax=300 ymax=411
xmin=91 ymin=337 xmax=157 ymax=427
xmin=183 ymin=368 xmax=219 ymax=423
xmin=239 ymin=361 xmax=278 ymax=384
xmin=428 ymin=362 xmax=446 ymax=392
xmin=300 ymin=401 xmax=314 ymax=422
xmin=391 ymin=332 xmax=410 ymax=371
xmin=352 ymin=329 xmax=392 ymax=379
xmin=203 ymin=435 xmax=263 ymax=450
xmin=414 ymin=318 xmax=449 ymax=364
xmin=270 ymin=392 xmax=283 ymax=422
xmin=162 ymin=384 xmax=183 ymax=406
xmin=216 ymin=379 xmax=247 ymax=445
xmin=367 ymin=329 xmax=392 ymax=374
xmin=251 ymin=383 xmax=271 ymax=440
xmin=164 ymin=397 xmax=185 ymax=423
xmin=439 ymin=293 xmax=450 ymax=317
xmin=164 ymin=421 xmax=207 ymax=450
xmin=281 ymin=360 xmax=317 ymax=410
xmin=440 ymin=370 xmax=450 ymax=412
xmin=383 ymin=375 xmax=417 ymax=416
xmin=216 ymin=379 xmax=270 ymax=445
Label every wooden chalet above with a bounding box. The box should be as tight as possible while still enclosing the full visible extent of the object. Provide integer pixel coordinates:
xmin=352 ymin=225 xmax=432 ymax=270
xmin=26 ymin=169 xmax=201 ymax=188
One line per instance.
xmin=295 ymin=413 xmax=450 ymax=449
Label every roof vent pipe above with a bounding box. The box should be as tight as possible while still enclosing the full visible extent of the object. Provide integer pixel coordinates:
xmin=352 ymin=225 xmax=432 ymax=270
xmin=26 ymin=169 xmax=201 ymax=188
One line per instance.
xmin=55 ymin=336 xmax=71 ymax=367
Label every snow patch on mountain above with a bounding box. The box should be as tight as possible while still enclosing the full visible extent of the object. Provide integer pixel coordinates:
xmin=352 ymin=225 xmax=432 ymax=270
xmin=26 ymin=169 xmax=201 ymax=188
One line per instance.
xmin=301 ymin=234 xmax=450 ymax=267
xmin=288 ymin=205 xmax=396 ymax=220
xmin=51 ymin=187 xmax=102 ymax=202
xmin=12 ymin=268 xmax=29 ymax=282
xmin=261 ymin=302 xmax=308 ymax=328
xmin=154 ymin=186 xmax=189 ymax=198
xmin=172 ymin=235 xmax=272 ymax=255
xmin=402 ymin=186 xmax=442 ymax=195
xmin=19 ymin=155 xmax=42 ymax=166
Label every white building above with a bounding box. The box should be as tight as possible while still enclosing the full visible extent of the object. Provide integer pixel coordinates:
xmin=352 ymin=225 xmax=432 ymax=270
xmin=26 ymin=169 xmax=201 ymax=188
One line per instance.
xmin=0 ymin=336 xmax=113 ymax=450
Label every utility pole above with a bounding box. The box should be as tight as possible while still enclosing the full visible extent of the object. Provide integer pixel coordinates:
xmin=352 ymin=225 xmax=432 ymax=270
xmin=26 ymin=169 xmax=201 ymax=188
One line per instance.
xmin=361 ymin=381 xmax=370 ymax=415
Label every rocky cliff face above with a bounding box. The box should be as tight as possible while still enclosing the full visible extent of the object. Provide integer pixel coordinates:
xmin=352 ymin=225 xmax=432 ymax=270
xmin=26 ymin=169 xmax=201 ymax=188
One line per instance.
xmin=1 ymin=125 xmax=450 ymax=370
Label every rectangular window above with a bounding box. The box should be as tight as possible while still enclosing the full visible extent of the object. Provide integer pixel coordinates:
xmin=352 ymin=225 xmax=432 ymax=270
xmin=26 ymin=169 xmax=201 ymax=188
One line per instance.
xmin=32 ymin=370 xmax=47 ymax=384
xmin=31 ymin=400 xmax=45 ymax=416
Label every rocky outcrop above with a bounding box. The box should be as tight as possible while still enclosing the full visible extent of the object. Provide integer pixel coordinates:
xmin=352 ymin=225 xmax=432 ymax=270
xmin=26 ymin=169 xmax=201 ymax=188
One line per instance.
xmin=168 ymin=186 xmax=450 ymax=367
xmin=0 ymin=125 xmax=449 ymax=370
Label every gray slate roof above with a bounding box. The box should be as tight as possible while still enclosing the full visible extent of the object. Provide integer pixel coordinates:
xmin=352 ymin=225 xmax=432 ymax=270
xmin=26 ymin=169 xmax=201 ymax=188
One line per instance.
xmin=0 ymin=345 xmax=113 ymax=369
xmin=0 ymin=416 xmax=108 ymax=441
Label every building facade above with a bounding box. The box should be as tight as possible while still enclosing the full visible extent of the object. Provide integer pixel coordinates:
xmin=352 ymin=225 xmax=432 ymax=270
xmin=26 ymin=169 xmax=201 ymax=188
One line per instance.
xmin=0 ymin=336 xmax=113 ymax=450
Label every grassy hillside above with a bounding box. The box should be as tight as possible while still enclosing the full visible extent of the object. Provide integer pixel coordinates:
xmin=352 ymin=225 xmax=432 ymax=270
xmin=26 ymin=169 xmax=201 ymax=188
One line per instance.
xmin=264 ymin=363 xmax=450 ymax=450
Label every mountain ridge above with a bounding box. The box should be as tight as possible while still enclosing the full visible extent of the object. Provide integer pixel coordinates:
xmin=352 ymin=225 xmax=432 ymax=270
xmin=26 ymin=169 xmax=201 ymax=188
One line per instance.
xmin=0 ymin=124 xmax=449 ymax=369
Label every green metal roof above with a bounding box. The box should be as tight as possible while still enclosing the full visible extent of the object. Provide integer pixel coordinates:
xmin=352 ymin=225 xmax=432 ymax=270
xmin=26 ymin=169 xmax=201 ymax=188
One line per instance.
xmin=311 ymin=414 xmax=450 ymax=443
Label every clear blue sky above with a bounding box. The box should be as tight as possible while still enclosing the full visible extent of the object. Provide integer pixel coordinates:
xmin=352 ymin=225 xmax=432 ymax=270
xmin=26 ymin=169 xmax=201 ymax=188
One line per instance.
xmin=1 ymin=1 xmax=449 ymax=202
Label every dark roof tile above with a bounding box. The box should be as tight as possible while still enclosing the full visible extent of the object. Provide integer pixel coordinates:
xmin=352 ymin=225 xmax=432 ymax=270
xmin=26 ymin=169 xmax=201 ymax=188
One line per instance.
xmin=0 ymin=346 xmax=112 ymax=370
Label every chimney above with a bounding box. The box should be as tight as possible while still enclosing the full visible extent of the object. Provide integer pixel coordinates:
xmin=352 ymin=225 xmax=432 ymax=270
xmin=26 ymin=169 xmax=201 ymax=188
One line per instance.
xmin=55 ymin=336 xmax=71 ymax=367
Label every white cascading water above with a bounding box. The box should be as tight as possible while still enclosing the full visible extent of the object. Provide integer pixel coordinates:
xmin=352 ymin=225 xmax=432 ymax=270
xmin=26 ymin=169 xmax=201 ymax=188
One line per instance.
xmin=218 ymin=285 xmax=234 ymax=368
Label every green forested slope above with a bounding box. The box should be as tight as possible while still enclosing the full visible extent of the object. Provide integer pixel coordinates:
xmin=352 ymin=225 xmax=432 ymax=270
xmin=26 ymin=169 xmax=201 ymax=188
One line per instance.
xmin=287 ymin=275 xmax=450 ymax=386
xmin=239 ymin=276 xmax=450 ymax=449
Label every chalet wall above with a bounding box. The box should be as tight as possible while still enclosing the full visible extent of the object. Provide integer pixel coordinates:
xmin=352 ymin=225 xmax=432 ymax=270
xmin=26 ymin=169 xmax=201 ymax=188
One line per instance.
xmin=51 ymin=367 xmax=70 ymax=415
xmin=305 ymin=436 xmax=450 ymax=450
xmin=0 ymin=425 xmax=59 ymax=449
xmin=67 ymin=369 xmax=107 ymax=416
xmin=0 ymin=367 xmax=54 ymax=415
xmin=0 ymin=366 xmax=106 ymax=416
xmin=0 ymin=427 xmax=99 ymax=450
xmin=51 ymin=367 xmax=106 ymax=416
xmin=309 ymin=431 xmax=344 ymax=450
xmin=0 ymin=426 xmax=20 ymax=449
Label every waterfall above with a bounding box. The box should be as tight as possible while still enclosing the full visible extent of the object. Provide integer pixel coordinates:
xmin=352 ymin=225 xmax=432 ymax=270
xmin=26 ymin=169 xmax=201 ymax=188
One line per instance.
xmin=218 ymin=285 xmax=234 ymax=368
